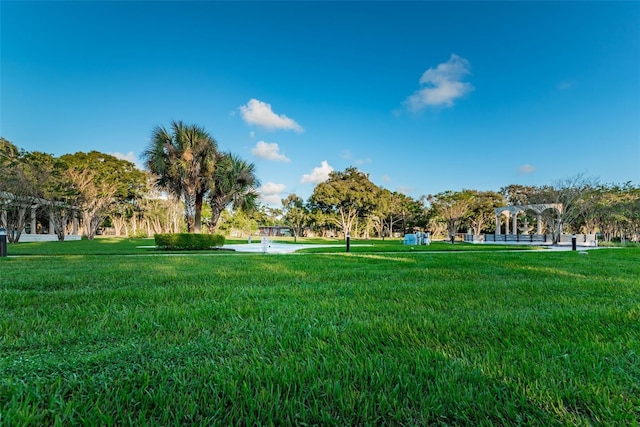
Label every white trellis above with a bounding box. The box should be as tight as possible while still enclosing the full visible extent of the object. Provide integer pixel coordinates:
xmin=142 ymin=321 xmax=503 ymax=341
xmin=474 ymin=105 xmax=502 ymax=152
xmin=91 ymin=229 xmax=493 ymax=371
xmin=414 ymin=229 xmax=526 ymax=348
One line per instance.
xmin=494 ymin=204 xmax=562 ymax=236
xmin=0 ymin=191 xmax=81 ymax=242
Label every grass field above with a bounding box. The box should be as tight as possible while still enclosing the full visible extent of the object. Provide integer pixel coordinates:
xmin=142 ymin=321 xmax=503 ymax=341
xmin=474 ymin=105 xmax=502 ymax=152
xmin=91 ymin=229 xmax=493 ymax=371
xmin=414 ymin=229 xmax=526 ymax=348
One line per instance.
xmin=1 ymin=239 xmax=638 ymax=425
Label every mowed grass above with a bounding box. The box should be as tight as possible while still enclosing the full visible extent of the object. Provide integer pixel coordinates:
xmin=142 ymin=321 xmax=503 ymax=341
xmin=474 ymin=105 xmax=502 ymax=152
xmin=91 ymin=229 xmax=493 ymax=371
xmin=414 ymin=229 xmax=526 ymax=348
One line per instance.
xmin=6 ymin=236 xmax=535 ymax=256
xmin=1 ymin=243 xmax=638 ymax=425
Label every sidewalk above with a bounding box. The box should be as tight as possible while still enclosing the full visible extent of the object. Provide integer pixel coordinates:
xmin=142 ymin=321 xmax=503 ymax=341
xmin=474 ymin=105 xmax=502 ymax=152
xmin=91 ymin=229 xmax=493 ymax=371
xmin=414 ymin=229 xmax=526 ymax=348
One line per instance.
xmin=222 ymin=242 xmax=347 ymax=254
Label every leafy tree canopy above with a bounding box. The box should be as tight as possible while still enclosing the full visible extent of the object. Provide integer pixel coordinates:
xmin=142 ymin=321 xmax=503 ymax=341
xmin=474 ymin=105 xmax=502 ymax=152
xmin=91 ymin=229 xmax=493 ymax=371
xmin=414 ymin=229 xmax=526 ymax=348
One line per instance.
xmin=310 ymin=167 xmax=379 ymax=237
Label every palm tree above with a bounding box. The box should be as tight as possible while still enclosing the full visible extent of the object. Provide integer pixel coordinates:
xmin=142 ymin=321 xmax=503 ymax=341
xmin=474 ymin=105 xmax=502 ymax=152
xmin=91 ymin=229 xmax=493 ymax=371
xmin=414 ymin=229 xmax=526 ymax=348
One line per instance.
xmin=207 ymin=153 xmax=260 ymax=231
xmin=143 ymin=121 xmax=217 ymax=232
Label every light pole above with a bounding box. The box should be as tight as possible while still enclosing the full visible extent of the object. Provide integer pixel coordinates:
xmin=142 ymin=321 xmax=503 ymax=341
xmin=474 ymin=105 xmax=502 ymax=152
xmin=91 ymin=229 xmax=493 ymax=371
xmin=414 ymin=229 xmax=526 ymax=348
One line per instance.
xmin=0 ymin=227 xmax=7 ymax=257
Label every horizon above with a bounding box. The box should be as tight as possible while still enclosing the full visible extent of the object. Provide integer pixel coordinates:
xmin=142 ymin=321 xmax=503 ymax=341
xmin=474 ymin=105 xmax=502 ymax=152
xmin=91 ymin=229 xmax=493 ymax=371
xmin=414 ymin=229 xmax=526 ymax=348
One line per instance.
xmin=2 ymin=1 xmax=639 ymax=205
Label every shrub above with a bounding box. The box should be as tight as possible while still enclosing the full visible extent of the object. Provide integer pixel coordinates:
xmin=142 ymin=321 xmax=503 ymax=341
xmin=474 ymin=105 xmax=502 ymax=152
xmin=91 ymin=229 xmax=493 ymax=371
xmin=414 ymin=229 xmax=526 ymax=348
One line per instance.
xmin=154 ymin=233 xmax=225 ymax=250
xmin=133 ymin=229 xmax=149 ymax=239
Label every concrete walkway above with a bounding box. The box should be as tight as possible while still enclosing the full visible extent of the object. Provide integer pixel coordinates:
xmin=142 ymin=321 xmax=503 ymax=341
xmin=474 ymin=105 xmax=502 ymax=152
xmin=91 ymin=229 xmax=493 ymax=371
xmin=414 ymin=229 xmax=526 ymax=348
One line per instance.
xmin=221 ymin=242 xmax=604 ymax=254
xmin=222 ymin=242 xmax=365 ymax=254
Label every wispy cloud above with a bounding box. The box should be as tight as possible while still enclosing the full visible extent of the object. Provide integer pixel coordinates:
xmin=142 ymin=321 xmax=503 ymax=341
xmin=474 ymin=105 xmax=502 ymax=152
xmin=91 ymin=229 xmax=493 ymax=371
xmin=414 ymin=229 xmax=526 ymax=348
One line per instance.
xmin=301 ymin=160 xmax=334 ymax=184
xmin=381 ymin=174 xmax=391 ymax=183
xmin=340 ymin=149 xmax=370 ymax=165
xmin=519 ymin=164 xmax=536 ymax=174
xmin=239 ymin=99 xmax=303 ymax=132
xmin=397 ymin=185 xmax=414 ymax=195
xmin=251 ymin=141 xmax=291 ymax=163
xmin=258 ymin=182 xmax=286 ymax=206
xmin=556 ymin=80 xmax=574 ymax=90
xmin=110 ymin=151 xmax=143 ymax=169
xmin=404 ymin=54 xmax=473 ymax=111
xmin=355 ymin=157 xmax=372 ymax=165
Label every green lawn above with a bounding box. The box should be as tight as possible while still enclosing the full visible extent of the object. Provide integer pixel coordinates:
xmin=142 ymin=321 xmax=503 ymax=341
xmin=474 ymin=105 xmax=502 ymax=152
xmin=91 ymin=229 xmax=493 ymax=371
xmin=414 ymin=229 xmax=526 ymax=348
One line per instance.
xmin=1 ymin=241 xmax=638 ymax=425
xmin=6 ymin=236 xmax=535 ymax=256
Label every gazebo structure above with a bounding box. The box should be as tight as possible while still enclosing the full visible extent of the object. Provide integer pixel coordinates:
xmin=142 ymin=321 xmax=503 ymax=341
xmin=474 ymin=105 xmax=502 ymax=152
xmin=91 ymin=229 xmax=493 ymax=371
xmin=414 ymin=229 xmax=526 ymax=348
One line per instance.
xmin=481 ymin=203 xmax=562 ymax=243
xmin=494 ymin=203 xmax=562 ymax=236
xmin=0 ymin=192 xmax=81 ymax=242
xmin=475 ymin=203 xmax=597 ymax=246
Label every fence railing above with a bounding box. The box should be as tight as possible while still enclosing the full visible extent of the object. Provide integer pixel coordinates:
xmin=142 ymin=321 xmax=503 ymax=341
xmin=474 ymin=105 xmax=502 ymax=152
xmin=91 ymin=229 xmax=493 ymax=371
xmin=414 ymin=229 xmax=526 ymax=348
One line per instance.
xmin=470 ymin=234 xmax=597 ymax=245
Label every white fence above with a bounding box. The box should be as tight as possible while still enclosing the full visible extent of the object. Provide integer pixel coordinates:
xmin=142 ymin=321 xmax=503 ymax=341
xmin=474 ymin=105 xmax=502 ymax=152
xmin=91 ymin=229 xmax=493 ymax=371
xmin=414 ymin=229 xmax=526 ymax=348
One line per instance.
xmin=469 ymin=234 xmax=597 ymax=246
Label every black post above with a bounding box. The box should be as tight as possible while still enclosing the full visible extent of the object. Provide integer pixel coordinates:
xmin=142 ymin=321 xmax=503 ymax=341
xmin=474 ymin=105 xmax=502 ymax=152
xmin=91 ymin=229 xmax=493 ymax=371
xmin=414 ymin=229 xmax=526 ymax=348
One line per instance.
xmin=346 ymin=234 xmax=351 ymax=253
xmin=0 ymin=228 xmax=7 ymax=257
xmin=572 ymin=234 xmax=577 ymax=251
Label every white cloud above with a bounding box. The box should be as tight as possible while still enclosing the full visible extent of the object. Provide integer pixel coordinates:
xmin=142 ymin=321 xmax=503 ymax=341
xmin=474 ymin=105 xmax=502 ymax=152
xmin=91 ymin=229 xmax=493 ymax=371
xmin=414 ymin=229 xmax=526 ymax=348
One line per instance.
xmin=110 ymin=151 xmax=143 ymax=169
xmin=251 ymin=141 xmax=291 ymax=163
xmin=404 ymin=54 xmax=474 ymax=111
xmin=556 ymin=80 xmax=574 ymax=90
xmin=355 ymin=157 xmax=372 ymax=165
xmin=301 ymin=160 xmax=334 ymax=184
xmin=239 ymin=99 xmax=303 ymax=132
xmin=258 ymin=182 xmax=286 ymax=206
xmin=381 ymin=174 xmax=391 ymax=183
xmin=519 ymin=164 xmax=536 ymax=174
xmin=341 ymin=150 xmax=370 ymax=165
xmin=397 ymin=185 xmax=414 ymax=195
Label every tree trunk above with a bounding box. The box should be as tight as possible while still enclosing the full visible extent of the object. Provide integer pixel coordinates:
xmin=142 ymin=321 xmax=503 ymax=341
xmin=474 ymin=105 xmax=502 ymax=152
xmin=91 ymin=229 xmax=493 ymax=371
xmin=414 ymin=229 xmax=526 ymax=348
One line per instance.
xmin=51 ymin=206 xmax=70 ymax=241
xmin=184 ymin=192 xmax=196 ymax=232
xmin=194 ymin=193 xmax=203 ymax=233
xmin=5 ymin=206 xmax=27 ymax=243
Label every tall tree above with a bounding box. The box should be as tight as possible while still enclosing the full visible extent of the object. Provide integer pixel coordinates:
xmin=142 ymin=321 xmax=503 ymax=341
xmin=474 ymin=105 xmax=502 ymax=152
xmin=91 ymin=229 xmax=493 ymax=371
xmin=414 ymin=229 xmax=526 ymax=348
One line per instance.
xmin=499 ymin=184 xmax=538 ymax=206
xmin=143 ymin=121 xmax=218 ymax=232
xmin=427 ymin=190 xmax=473 ymax=241
xmin=60 ymin=151 xmax=146 ymax=240
xmin=309 ymin=167 xmax=379 ymax=239
xmin=29 ymin=151 xmax=72 ymax=241
xmin=582 ymin=182 xmax=639 ymax=242
xmin=529 ymin=174 xmax=598 ymax=244
xmin=465 ymin=190 xmax=505 ymax=235
xmin=0 ymin=139 xmax=35 ymax=242
xmin=281 ymin=194 xmax=308 ymax=242
xmin=207 ymin=153 xmax=260 ymax=231
xmin=377 ymin=189 xmax=407 ymax=238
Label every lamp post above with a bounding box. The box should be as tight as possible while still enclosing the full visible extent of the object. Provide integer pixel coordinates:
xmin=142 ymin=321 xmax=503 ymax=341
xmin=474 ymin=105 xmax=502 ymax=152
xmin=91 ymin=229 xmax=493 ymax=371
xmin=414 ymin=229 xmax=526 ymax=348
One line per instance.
xmin=0 ymin=227 xmax=6 ymax=257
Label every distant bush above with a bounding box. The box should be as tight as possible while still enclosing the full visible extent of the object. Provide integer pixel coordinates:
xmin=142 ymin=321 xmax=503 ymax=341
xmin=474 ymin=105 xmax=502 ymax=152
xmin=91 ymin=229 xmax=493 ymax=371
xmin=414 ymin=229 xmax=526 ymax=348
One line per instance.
xmin=133 ymin=229 xmax=149 ymax=239
xmin=154 ymin=233 xmax=225 ymax=250
xmin=597 ymin=240 xmax=639 ymax=248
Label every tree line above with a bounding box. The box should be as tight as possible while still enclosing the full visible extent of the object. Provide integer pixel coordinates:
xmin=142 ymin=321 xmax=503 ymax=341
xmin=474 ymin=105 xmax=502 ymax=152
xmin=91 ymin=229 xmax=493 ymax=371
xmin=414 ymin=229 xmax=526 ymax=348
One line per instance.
xmin=277 ymin=169 xmax=639 ymax=243
xmin=2 ymin=122 xmax=638 ymax=243
xmin=0 ymin=120 xmax=259 ymax=242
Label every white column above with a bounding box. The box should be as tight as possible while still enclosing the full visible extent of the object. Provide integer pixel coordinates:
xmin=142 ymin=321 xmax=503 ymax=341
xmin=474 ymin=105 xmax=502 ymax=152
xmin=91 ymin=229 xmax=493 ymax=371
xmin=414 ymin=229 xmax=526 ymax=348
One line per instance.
xmin=30 ymin=207 xmax=37 ymax=234
xmin=1 ymin=209 xmax=6 ymax=228
xmin=72 ymin=211 xmax=79 ymax=235
xmin=537 ymin=214 xmax=542 ymax=234
xmin=512 ymin=212 xmax=518 ymax=235
xmin=495 ymin=213 xmax=501 ymax=235
xmin=505 ymin=212 xmax=510 ymax=235
xmin=49 ymin=211 xmax=55 ymax=234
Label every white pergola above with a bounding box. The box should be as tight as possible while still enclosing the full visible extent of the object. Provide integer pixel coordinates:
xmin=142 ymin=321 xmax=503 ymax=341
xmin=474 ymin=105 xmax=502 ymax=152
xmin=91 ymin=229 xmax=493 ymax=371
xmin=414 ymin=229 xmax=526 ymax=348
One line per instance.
xmin=0 ymin=191 xmax=80 ymax=240
xmin=494 ymin=204 xmax=562 ymax=235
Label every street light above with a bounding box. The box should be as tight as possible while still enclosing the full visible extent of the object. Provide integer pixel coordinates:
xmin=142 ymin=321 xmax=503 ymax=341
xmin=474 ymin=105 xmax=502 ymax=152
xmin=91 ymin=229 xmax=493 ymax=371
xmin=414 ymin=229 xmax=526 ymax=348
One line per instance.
xmin=0 ymin=227 xmax=6 ymax=257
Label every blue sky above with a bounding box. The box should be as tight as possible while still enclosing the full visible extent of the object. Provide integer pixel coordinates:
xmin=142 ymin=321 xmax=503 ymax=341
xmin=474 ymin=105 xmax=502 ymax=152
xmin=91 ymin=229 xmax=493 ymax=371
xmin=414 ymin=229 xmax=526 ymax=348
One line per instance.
xmin=2 ymin=1 xmax=639 ymax=205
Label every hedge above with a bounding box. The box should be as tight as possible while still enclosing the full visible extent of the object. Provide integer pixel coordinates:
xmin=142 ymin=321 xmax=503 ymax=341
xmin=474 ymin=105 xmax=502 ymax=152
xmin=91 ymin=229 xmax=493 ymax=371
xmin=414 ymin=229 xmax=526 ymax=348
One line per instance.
xmin=154 ymin=233 xmax=225 ymax=250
